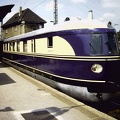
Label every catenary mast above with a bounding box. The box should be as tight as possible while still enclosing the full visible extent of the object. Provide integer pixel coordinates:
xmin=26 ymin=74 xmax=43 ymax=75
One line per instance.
xmin=53 ymin=0 xmax=58 ymax=24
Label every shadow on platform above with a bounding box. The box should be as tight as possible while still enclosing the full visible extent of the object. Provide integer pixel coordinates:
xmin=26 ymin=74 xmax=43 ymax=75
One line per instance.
xmin=0 ymin=73 xmax=16 ymax=85
xmin=0 ymin=62 xmax=11 ymax=68
xmin=0 ymin=107 xmax=14 ymax=112
xmin=21 ymin=106 xmax=81 ymax=120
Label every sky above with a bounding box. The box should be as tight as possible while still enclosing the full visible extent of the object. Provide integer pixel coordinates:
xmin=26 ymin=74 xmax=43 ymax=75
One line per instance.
xmin=0 ymin=0 xmax=120 ymax=31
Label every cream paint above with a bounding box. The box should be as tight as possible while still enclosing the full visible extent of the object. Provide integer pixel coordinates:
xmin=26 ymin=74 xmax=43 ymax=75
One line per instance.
xmin=34 ymin=36 xmax=75 ymax=55
xmin=35 ymin=38 xmax=47 ymax=53
xmin=52 ymin=36 xmax=75 ymax=55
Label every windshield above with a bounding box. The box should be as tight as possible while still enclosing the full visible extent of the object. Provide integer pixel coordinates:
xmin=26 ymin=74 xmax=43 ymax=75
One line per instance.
xmin=90 ymin=34 xmax=103 ymax=55
xmin=106 ymin=33 xmax=119 ymax=54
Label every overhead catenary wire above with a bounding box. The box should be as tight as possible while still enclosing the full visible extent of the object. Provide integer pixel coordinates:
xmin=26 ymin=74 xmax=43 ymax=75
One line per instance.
xmin=32 ymin=0 xmax=48 ymax=10
xmin=22 ymin=0 xmax=107 ymax=22
xmin=19 ymin=0 xmax=113 ymax=25
xmin=77 ymin=1 xmax=109 ymax=22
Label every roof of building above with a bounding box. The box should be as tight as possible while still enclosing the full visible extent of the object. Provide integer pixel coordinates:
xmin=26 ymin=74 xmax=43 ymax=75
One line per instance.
xmin=2 ymin=8 xmax=47 ymax=28
xmin=0 ymin=4 xmax=14 ymax=22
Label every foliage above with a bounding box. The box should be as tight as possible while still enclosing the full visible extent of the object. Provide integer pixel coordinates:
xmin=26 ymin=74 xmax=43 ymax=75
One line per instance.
xmin=117 ymin=30 xmax=120 ymax=41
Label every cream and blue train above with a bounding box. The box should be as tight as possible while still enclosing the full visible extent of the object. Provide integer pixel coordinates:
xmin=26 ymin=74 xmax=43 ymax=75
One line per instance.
xmin=2 ymin=11 xmax=120 ymax=102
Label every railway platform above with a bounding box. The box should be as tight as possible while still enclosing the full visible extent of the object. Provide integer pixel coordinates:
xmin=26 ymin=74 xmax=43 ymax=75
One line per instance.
xmin=0 ymin=62 xmax=116 ymax=120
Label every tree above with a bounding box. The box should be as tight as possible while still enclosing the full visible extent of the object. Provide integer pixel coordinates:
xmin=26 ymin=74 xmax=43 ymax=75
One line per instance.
xmin=117 ymin=30 xmax=120 ymax=41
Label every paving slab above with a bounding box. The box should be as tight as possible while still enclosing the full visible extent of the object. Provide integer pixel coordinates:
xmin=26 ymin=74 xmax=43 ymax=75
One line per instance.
xmin=0 ymin=63 xmax=116 ymax=120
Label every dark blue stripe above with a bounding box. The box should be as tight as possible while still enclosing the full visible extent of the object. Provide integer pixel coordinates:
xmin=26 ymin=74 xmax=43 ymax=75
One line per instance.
xmin=3 ymin=52 xmax=120 ymax=84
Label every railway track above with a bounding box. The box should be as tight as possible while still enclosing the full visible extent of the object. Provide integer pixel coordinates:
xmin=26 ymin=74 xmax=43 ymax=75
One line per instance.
xmin=108 ymin=97 xmax=120 ymax=119
xmin=85 ymin=96 xmax=120 ymax=120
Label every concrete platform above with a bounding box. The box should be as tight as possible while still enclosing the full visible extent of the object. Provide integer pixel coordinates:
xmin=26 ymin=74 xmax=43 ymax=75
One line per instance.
xmin=0 ymin=62 xmax=116 ymax=120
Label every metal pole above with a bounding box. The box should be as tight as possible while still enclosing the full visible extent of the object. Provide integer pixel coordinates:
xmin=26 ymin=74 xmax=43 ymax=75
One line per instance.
xmin=53 ymin=0 xmax=58 ymax=25
xmin=1 ymin=20 xmax=3 ymax=40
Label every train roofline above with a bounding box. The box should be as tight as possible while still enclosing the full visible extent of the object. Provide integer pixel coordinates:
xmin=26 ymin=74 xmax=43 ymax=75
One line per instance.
xmin=4 ymin=19 xmax=115 ymax=42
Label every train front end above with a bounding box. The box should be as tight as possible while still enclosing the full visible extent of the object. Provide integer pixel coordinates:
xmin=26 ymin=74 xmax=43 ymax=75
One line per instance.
xmin=86 ymin=27 xmax=120 ymax=101
xmin=53 ymin=19 xmax=120 ymax=102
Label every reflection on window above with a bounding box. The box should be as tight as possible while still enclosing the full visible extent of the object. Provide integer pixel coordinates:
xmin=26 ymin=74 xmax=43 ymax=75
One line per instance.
xmin=90 ymin=34 xmax=103 ymax=55
xmin=107 ymin=33 xmax=118 ymax=54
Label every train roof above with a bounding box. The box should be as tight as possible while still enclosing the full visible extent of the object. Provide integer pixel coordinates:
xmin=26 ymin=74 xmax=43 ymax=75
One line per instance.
xmin=4 ymin=18 xmax=115 ymax=42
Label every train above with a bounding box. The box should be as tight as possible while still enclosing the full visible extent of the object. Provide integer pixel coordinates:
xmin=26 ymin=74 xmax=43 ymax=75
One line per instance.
xmin=2 ymin=11 xmax=120 ymax=102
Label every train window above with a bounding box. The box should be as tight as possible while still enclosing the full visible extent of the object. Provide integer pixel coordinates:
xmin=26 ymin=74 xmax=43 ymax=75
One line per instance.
xmin=23 ymin=41 xmax=27 ymax=52
xmin=15 ymin=25 xmax=17 ymax=31
xmin=31 ymin=39 xmax=35 ymax=52
xmin=6 ymin=43 xmax=8 ymax=51
xmin=31 ymin=40 xmax=34 ymax=52
xmin=90 ymin=34 xmax=103 ymax=55
xmin=17 ymin=41 xmax=20 ymax=52
xmin=106 ymin=33 xmax=119 ymax=54
xmin=9 ymin=43 xmax=12 ymax=51
xmin=3 ymin=44 xmax=5 ymax=50
xmin=4 ymin=43 xmax=8 ymax=51
xmin=5 ymin=29 xmax=8 ymax=34
xmin=48 ymin=37 xmax=53 ymax=48
xmin=13 ymin=42 xmax=15 ymax=51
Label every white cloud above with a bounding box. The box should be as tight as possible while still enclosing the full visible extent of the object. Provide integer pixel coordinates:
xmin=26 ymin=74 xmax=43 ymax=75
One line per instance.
xmin=45 ymin=1 xmax=64 ymax=12
xmin=102 ymin=13 xmax=116 ymax=18
xmin=102 ymin=0 xmax=119 ymax=8
xmin=71 ymin=0 xmax=87 ymax=4
xmin=45 ymin=1 xmax=53 ymax=11
xmin=59 ymin=3 xmax=64 ymax=9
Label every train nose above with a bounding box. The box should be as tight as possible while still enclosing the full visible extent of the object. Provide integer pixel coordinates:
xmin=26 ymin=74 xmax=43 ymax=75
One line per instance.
xmin=91 ymin=64 xmax=103 ymax=73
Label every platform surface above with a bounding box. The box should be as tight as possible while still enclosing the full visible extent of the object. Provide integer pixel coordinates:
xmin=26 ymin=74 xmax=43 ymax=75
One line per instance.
xmin=0 ymin=62 xmax=116 ymax=120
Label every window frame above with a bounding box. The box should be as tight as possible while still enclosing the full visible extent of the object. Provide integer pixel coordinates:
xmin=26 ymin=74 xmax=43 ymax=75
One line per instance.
xmin=47 ymin=37 xmax=53 ymax=48
xmin=90 ymin=34 xmax=103 ymax=55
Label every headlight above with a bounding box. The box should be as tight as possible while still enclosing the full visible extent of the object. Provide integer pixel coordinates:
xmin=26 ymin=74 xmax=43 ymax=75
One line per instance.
xmin=91 ymin=64 xmax=103 ymax=73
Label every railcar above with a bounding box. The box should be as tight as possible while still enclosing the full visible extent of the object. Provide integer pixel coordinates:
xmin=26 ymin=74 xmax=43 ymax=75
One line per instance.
xmin=2 ymin=11 xmax=120 ymax=102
